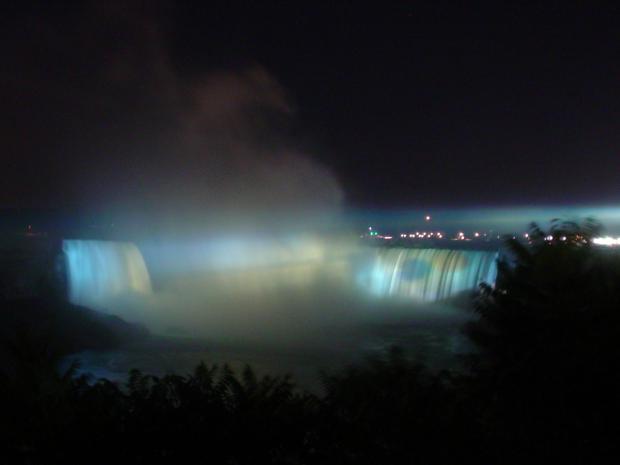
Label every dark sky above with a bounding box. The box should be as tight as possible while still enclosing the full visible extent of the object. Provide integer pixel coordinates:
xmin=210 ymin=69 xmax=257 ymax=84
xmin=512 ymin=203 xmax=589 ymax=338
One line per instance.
xmin=3 ymin=1 xmax=620 ymax=212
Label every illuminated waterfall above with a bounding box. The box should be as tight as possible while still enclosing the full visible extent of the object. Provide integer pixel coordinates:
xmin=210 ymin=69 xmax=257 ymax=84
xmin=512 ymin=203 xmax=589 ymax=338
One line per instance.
xmin=63 ymin=240 xmax=152 ymax=309
xmin=364 ymin=248 xmax=497 ymax=301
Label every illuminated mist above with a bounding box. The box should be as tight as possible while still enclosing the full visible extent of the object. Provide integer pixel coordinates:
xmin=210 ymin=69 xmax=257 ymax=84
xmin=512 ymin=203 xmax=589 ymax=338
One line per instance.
xmin=61 ymin=237 xmax=495 ymax=356
xmin=19 ymin=5 xmax=597 ymax=378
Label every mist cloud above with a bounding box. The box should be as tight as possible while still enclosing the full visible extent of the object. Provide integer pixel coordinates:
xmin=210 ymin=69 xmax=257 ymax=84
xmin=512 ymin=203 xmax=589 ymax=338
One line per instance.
xmin=1 ymin=3 xmax=343 ymax=231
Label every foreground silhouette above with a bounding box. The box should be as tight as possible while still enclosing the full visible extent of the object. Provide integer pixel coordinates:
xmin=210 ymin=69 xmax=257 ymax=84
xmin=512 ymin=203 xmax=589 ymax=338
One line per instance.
xmin=466 ymin=219 xmax=620 ymax=464
xmin=1 ymin=219 xmax=620 ymax=464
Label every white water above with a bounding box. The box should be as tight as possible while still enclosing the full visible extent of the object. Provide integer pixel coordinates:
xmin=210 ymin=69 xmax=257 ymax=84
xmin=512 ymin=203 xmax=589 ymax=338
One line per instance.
xmin=62 ymin=240 xmax=152 ymax=309
xmin=361 ymin=248 xmax=497 ymax=301
xmin=59 ymin=239 xmax=495 ymax=353
xmin=61 ymin=240 xmax=493 ymax=382
xmin=63 ymin=240 xmax=497 ymax=313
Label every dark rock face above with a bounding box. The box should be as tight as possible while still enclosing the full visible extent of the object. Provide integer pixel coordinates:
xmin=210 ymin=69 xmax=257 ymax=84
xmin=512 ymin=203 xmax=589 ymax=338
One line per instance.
xmin=0 ymin=298 xmax=149 ymax=374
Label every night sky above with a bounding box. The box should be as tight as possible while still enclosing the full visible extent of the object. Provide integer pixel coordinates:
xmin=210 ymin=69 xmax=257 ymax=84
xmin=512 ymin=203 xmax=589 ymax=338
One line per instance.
xmin=3 ymin=2 xmax=620 ymax=213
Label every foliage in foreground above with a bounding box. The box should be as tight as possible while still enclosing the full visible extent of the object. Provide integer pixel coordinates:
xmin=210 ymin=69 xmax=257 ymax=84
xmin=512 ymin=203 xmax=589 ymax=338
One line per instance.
xmin=1 ymin=346 xmax=481 ymax=465
xmin=2 ymin=218 xmax=620 ymax=464
xmin=466 ymin=219 xmax=620 ymax=463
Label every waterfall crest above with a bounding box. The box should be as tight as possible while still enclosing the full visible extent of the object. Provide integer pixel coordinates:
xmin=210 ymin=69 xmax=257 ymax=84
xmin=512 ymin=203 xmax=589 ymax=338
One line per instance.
xmin=63 ymin=240 xmax=152 ymax=309
xmin=365 ymin=248 xmax=497 ymax=301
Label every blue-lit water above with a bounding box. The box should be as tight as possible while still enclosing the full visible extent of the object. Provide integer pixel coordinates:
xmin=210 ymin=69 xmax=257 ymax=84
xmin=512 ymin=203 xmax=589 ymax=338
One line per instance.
xmin=63 ymin=239 xmax=496 ymax=308
xmin=361 ymin=248 xmax=497 ymax=301
xmin=63 ymin=240 xmax=152 ymax=309
xmin=61 ymin=239 xmax=492 ymax=386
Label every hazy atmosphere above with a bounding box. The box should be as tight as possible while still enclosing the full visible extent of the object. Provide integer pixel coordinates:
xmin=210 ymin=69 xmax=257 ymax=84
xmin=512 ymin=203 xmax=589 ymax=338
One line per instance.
xmin=2 ymin=2 xmax=620 ymax=464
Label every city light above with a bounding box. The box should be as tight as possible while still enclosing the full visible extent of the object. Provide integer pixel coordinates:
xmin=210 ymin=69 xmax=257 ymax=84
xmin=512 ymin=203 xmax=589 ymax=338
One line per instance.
xmin=593 ymin=236 xmax=620 ymax=246
xmin=363 ymin=228 xmax=554 ymax=243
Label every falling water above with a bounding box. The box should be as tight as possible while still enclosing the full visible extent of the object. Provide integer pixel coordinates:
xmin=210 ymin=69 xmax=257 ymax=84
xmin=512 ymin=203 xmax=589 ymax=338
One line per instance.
xmin=363 ymin=248 xmax=497 ymax=301
xmin=63 ymin=240 xmax=152 ymax=309
xmin=61 ymin=238 xmax=496 ymax=315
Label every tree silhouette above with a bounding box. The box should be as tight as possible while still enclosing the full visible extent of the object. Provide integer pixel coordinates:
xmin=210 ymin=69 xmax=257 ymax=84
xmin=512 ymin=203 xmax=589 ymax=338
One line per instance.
xmin=465 ymin=218 xmax=620 ymax=463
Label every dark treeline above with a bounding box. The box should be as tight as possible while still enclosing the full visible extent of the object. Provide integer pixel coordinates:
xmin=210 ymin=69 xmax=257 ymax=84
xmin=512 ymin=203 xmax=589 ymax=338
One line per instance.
xmin=1 ymin=219 xmax=620 ymax=464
